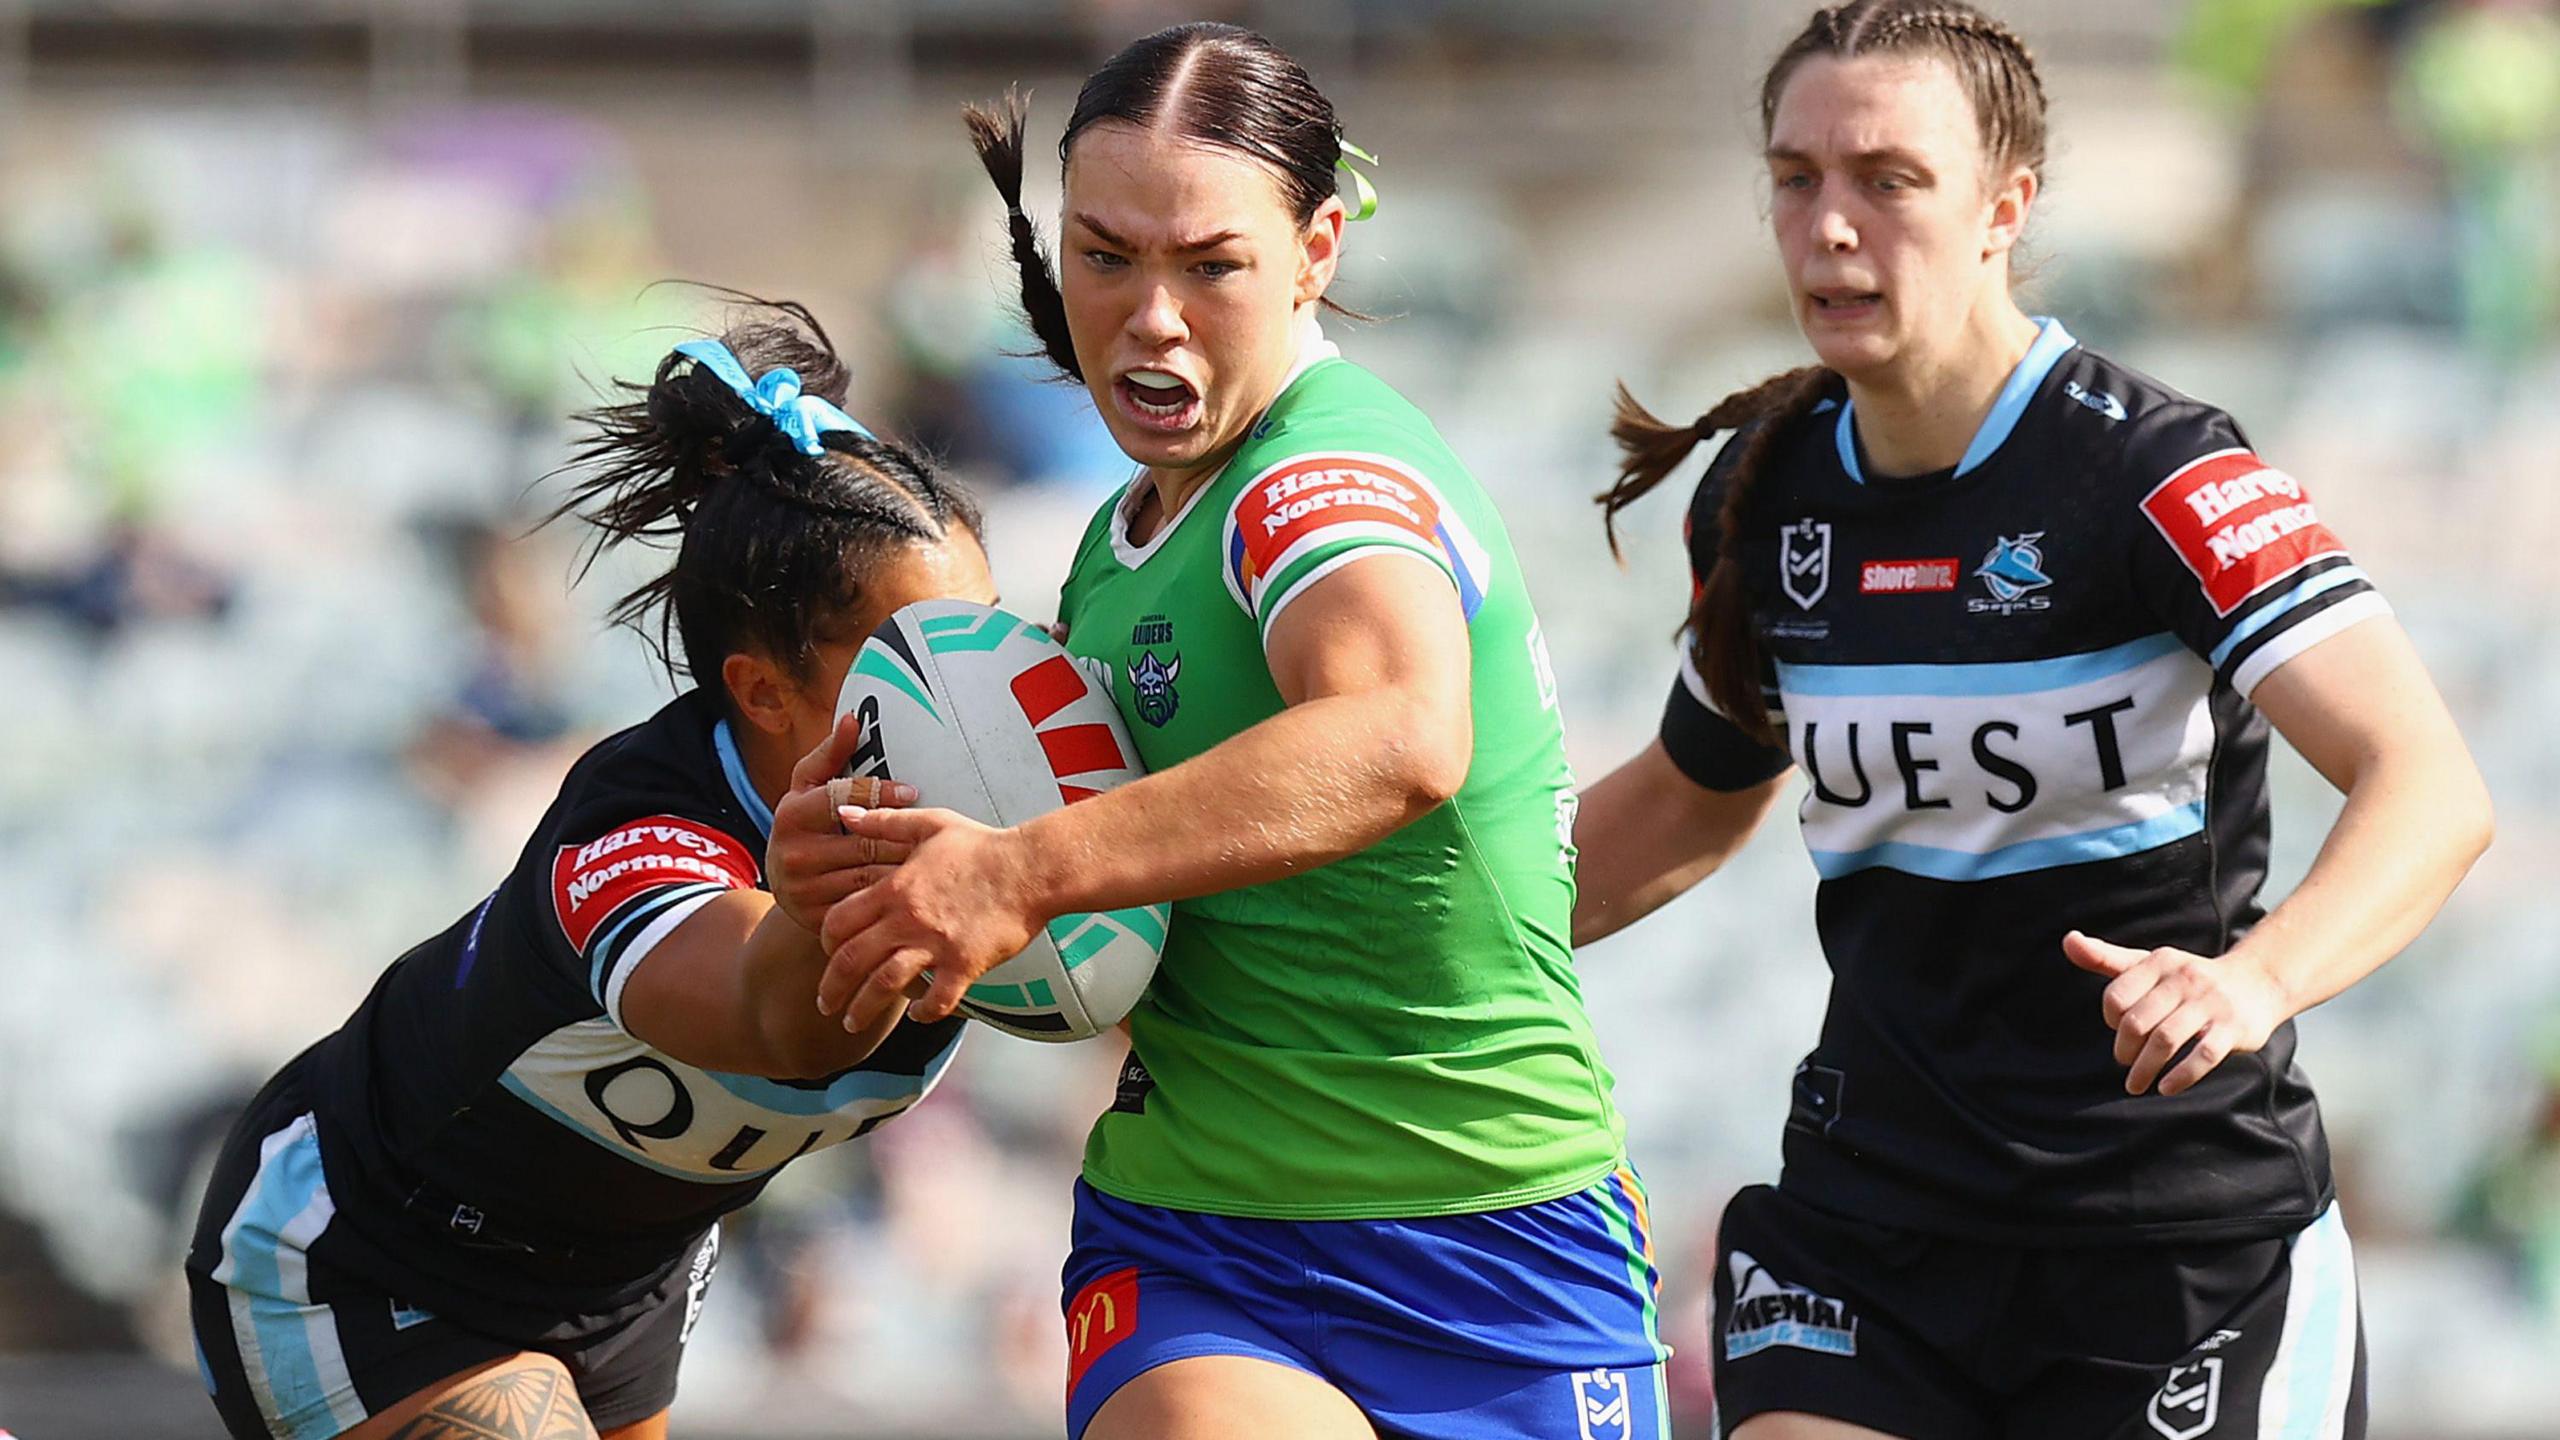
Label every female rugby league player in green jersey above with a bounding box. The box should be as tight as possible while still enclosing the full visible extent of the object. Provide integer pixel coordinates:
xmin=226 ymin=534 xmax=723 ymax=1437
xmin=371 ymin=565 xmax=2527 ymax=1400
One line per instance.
xmin=816 ymin=22 xmax=1666 ymax=1440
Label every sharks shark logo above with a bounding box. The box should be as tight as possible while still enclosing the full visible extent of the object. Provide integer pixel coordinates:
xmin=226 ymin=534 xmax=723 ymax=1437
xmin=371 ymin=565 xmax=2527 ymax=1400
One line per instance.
xmin=1128 ymin=649 xmax=1182 ymax=728
xmin=1970 ymin=532 xmax=2054 ymax=614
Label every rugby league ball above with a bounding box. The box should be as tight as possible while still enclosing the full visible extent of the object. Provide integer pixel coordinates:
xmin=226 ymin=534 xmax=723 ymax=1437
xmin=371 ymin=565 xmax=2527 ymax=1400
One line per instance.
xmin=835 ymin=600 xmax=1166 ymax=1042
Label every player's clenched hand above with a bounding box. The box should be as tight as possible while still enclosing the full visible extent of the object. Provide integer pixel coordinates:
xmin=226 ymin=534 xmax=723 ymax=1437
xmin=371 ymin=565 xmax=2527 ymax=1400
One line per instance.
xmin=765 ymin=710 xmax=919 ymax=933
xmin=2065 ymin=931 xmax=2291 ymax=1097
xmin=814 ymin=807 xmax=1048 ymax=1032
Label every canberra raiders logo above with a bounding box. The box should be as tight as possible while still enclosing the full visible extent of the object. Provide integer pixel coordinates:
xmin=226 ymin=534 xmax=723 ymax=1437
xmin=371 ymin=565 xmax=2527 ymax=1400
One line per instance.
xmin=1127 ymin=651 xmax=1181 ymax=727
xmin=1126 ymin=614 xmax=1181 ymax=727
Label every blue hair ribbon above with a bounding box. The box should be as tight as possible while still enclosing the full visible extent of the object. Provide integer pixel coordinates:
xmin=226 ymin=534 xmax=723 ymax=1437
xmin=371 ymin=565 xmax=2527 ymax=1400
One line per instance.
xmin=672 ymin=338 xmax=874 ymax=455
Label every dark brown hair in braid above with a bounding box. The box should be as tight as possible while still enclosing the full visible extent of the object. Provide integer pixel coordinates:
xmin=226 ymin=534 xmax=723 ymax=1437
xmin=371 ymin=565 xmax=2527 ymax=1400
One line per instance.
xmin=1599 ymin=0 xmax=2048 ymax=745
xmin=963 ymin=22 xmax=1361 ymax=383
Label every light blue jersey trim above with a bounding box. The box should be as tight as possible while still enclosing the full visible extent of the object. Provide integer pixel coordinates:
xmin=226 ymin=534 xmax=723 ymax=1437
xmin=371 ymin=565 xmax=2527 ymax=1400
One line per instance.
xmin=1779 ymin=632 xmax=2183 ymax=699
xmin=701 ymin=1029 xmax=964 ymax=1115
xmin=2278 ymin=1203 xmax=2357 ymax=1438
xmin=223 ymin=1123 xmax=359 ymax=1438
xmin=2207 ymin=565 xmax=2370 ymax=671
xmin=1810 ymin=801 xmax=2204 ymax=882
xmin=713 ymin=720 xmax=773 ymax=839
xmin=1836 ymin=317 xmax=2077 ymax=484
xmin=586 ymin=881 xmax=725 ymax=1006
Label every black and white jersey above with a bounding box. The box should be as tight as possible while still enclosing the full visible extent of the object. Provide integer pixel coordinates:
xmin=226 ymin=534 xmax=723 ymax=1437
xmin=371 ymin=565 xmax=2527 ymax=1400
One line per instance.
xmin=1661 ymin=319 xmax=2389 ymax=1244
xmin=300 ymin=688 xmax=964 ymax=1324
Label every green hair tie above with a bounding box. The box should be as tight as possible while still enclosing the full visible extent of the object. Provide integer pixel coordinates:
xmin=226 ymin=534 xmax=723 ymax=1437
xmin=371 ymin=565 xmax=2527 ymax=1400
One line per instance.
xmin=1336 ymin=140 xmax=1381 ymax=222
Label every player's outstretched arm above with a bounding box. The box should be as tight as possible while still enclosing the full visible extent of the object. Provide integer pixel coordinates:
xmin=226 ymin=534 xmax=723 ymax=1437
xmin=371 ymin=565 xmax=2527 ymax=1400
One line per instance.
xmin=618 ymin=894 xmax=910 ymax=1078
xmin=608 ymin=716 xmax=919 ymax=1078
xmin=816 ymin=552 xmax=1472 ymax=1029
xmin=2068 ymin=616 xmax=2493 ymax=1096
xmin=1570 ymin=740 xmax=1788 ymax=947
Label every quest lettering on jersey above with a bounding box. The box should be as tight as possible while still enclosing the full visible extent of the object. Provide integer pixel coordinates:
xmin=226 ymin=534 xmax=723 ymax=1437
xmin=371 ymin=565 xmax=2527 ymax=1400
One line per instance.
xmin=1794 ymin=701 xmax=2140 ymax=816
xmin=551 ymin=816 xmax=758 ymax=952
xmin=2140 ymin=450 xmax=2345 ymax=616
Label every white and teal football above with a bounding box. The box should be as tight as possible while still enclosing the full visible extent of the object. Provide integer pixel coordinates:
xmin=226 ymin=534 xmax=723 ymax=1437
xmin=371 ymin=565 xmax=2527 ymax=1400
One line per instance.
xmin=835 ymin=600 xmax=1166 ymax=1042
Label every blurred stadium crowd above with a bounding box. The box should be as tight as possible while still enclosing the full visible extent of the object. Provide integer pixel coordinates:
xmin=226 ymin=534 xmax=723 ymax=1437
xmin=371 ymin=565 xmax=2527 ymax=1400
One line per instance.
xmin=0 ymin=1 xmax=2555 ymax=1435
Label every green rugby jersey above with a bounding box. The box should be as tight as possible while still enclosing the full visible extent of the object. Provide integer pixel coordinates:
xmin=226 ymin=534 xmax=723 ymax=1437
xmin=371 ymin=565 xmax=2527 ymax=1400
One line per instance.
xmin=1060 ymin=341 xmax=1625 ymax=1218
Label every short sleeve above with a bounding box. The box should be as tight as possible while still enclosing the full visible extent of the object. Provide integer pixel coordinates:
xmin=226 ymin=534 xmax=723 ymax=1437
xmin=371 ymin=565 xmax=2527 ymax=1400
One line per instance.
xmin=547 ymin=809 xmax=761 ymax=1028
xmin=1220 ymin=449 xmax=1492 ymax=641
xmin=1659 ymin=437 xmax=1793 ymax=792
xmin=2125 ymin=407 xmax=2391 ymax=699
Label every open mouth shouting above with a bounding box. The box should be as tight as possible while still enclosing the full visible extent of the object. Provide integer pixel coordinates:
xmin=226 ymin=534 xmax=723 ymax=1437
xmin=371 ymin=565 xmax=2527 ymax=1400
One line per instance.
xmin=1809 ymin=287 xmax=1884 ymax=323
xmin=1115 ymin=368 xmax=1203 ymax=433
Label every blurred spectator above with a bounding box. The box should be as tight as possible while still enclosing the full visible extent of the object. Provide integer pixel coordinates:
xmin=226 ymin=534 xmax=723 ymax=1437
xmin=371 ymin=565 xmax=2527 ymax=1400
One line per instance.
xmin=406 ymin=518 xmax=591 ymax=867
xmin=2453 ymin=1020 xmax=2560 ymax=1317
xmin=0 ymin=513 xmax=233 ymax=636
xmin=2395 ymin=0 xmax=2560 ymax=367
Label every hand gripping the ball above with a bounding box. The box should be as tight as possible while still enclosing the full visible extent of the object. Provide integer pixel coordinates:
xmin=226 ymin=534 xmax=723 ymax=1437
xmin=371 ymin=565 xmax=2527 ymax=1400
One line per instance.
xmin=765 ymin=711 xmax=921 ymax=934
xmin=815 ymin=807 xmax=1051 ymax=1033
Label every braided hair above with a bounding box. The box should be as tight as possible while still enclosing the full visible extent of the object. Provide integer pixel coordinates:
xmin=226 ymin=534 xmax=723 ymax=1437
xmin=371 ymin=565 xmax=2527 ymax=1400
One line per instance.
xmin=1599 ymin=0 xmax=2047 ymax=744
xmin=551 ymin=295 xmax=983 ymax=701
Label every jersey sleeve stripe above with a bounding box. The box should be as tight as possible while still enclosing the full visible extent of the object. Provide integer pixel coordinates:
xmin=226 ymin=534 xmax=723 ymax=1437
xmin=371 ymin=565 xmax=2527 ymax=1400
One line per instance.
xmin=1248 ymin=522 xmax=1453 ymax=615
xmin=586 ymin=881 xmax=726 ymax=1009
xmin=1254 ymin=542 xmax=1453 ymax=638
xmin=2228 ymin=591 xmax=2391 ymax=700
xmin=1221 ymin=449 xmax=1494 ymax=628
xmin=598 ymin=887 xmax=724 ymax=1029
xmin=2205 ymin=562 xmax=2371 ymax=669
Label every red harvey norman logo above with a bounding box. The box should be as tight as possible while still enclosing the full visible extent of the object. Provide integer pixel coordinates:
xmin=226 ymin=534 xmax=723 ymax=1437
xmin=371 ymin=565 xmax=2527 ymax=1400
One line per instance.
xmin=1860 ymin=557 xmax=1960 ymax=594
xmin=2140 ymin=449 xmax=2345 ymax=616
xmin=550 ymin=816 xmax=757 ymax=951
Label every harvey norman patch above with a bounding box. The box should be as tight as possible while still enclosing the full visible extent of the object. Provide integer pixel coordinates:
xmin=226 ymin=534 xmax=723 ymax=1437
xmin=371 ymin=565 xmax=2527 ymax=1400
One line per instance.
xmin=1221 ymin=451 xmax=1490 ymax=621
xmin=2140 ymin=449 xmax=2346 ymax=616
xmin=551 ymin=816 xmax=758 ymax=952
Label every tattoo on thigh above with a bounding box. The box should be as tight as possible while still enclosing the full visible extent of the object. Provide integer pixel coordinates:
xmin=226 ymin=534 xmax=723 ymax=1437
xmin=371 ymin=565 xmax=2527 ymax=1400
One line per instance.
xmin=386 ymin=1365 xmax=599 ymax=1440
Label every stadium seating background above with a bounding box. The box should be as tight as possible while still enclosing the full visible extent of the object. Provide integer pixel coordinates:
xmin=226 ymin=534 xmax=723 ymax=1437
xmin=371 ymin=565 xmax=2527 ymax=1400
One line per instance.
xmin=0 ymin=2 xmax=2554 ymax=1435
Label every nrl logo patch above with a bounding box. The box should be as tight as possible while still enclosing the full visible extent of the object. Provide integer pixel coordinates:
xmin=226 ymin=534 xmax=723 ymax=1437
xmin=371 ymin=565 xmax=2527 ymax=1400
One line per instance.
xmin=2146 ymin=1357 xmax=2222 ymax=1440
xmin=1780 ymin=517 xmax=1833 ymax=611
xmin=1127 ymin=649 xmax=1182 ymax=728
xmin=1571 ymin=1368 xmax=1632 ymax=1440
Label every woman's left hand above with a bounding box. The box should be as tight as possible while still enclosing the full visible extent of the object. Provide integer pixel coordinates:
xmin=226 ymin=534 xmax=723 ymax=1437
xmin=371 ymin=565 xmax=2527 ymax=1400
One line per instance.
xmin=814 ymin=807 xmax=1049 ymax=1031
xmin=2065 ymin=931 xmax=2294 ymax=1097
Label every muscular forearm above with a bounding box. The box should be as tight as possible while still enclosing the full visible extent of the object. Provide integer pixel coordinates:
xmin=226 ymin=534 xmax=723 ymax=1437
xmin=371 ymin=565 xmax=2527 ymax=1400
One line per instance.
xmin=740 ymin=905 xmax=902 ymax=1075
xmin=1012 ymin=685 xmax=1459 ymax=920
xmin=2232 ymin=746 xmax=2492 ymax=1016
